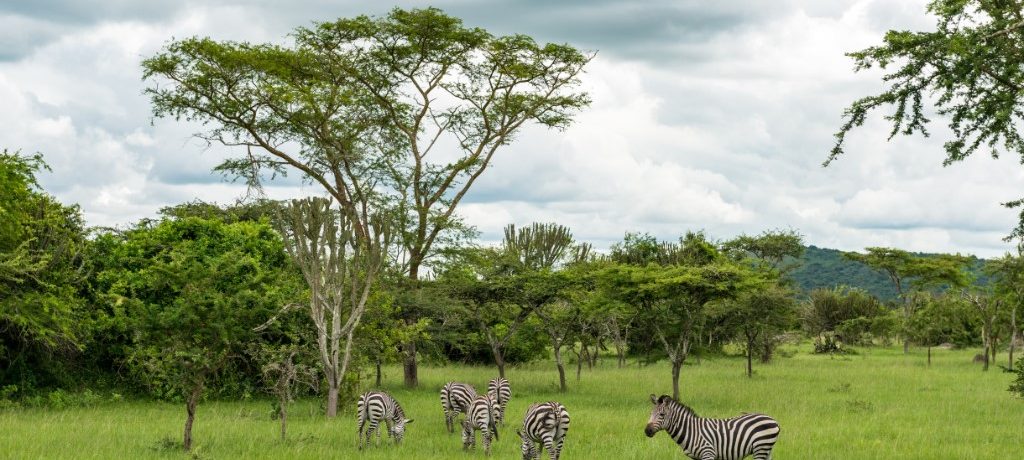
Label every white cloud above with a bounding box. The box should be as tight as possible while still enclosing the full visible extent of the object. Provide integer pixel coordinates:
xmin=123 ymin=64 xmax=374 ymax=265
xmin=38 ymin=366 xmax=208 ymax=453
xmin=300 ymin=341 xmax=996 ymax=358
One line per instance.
xmin=0 ymin=0 xmax=1019 ymax=257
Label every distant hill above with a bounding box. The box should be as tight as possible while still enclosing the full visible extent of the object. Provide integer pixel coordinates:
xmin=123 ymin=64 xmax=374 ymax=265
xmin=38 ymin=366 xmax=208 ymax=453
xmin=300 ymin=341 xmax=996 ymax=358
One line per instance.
xmin=786 ymin=245 xmax=988 ymax=302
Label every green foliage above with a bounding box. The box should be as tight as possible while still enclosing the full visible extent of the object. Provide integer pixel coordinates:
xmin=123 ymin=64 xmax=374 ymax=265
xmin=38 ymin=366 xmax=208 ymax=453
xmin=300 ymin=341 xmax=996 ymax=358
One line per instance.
xmin=801 ymin=286 xmax=888 ymax=337
xmin=906 ymin=294 xmax=979 ymax=348
xmin=722 ymin=228 xmax=805 ymax=274
xmin=0 ymin=150 xmax=92 ymax=391
xmin=1010 ymin=356 xmax=1024 ymax=397
xmin=103 ymin=217 xmax=294 ymax=401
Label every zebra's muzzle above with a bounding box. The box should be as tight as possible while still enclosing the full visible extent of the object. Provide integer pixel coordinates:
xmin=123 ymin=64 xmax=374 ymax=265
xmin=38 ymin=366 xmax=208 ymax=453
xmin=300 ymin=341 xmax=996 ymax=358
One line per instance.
xmin=644 ymin=424 xmax=657 ymax=437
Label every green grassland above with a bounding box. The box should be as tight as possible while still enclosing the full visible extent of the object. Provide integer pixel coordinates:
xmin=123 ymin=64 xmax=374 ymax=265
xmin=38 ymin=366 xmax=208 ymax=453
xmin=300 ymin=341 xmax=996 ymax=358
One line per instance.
xmin=2 ymin=346 xmax=1021 ymax=459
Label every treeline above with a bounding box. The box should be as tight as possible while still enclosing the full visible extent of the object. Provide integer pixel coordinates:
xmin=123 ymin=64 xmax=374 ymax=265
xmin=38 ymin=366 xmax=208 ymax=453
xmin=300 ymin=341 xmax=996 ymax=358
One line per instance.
xmin=4 ymin=149 xmax=1024 ymax=449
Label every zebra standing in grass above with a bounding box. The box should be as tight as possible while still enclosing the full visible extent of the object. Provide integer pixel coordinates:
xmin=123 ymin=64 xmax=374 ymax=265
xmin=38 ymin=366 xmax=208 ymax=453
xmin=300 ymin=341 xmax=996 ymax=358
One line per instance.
xmin=517 ymin=401 xmax=570 ymax=460
xmin=462 ymin=394 xmax=501 ymax=454
xmin=356 ymin=391 xmax=413 ymax=449
xmin=487 ymin=377 xmax=512 ymax=425
xmin=441 ymin=382 xmax=478 ymax=433
xmin=644 ymin=394 xmax=779 ymax=460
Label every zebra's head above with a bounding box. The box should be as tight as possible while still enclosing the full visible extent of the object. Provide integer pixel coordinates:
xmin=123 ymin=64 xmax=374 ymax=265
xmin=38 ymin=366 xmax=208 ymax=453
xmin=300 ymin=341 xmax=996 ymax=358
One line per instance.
xmin=645 ymin=394 xmax=672 ymax=437
xmin=390 ymin=418 xmax=413 ymax=444
xmin=517 ymin=429 xmax=537 ymax=460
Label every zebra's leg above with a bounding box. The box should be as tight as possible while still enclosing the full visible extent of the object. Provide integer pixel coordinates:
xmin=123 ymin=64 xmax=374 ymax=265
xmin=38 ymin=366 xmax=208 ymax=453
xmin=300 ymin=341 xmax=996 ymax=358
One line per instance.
xmin=357 ymin=418 xmax=365 ymax=450
xmin=549 ymin=436 xmax=563 ymax=460
xmin=462 ymin=420 xmax=474 ymax=450
xmin=482 ymin=427 xmax=492 ymax=455
xmin=370 ymin=422 xmax=382 ymax=446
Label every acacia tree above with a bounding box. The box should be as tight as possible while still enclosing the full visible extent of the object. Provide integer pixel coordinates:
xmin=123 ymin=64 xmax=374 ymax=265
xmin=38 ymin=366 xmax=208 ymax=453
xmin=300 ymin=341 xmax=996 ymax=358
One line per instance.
xmin=143 ymin=7 xmax=592 ymax=388
xmin=845 ymin=248 xmax=970 ymax=352
xmin=304 ymin=9 xmax=592 ymax=387
xmin=602 ymin=233 xmax=748 ymax=399
xmin=963 ymin=288 xmax=1006 ymax=371
xmin=827 ymin=0 xmax=1024 ymax=238
xmin=277 ymin=198 xmax=391 ymax=417
xmin=713 ymin=285 xmax=796 ymax=377
xmin=906 ymin=293 xmax=973 ymax=366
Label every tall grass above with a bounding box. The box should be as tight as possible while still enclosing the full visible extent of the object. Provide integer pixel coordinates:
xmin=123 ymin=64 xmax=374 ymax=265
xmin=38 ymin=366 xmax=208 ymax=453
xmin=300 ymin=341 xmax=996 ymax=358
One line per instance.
xmin=1 ymin=345 xmax=1020 ymax=459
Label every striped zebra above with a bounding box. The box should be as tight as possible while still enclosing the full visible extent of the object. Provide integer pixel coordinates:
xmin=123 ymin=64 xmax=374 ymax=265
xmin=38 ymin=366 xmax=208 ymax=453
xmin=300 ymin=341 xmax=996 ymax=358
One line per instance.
xmin=462 ymin=394 xmax=501 ymax=454
xmin=644 ymin=394 xmax=779 ymax=460
xmin=517 ymin=401 xmax=570 ymax=460
xmin=356 ymin=391 xmax=413 ymax=449
xmin=487 ymin=377 xmax=512 ymax=425
xmin=441 ymin=382 xmax=478 ymax=433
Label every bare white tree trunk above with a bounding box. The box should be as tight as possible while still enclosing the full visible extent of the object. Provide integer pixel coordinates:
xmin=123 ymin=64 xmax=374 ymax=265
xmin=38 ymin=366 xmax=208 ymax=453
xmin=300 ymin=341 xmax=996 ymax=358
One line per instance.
xmin=280 ymin=198 xmax=390 ymax=417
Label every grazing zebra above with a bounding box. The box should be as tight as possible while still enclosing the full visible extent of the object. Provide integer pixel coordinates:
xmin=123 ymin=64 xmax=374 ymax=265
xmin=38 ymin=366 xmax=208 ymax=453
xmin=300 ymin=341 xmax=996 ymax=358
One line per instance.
xmin=517 ymin=401 xmax=570 ymax=460
xmin=644 ymin=394 xmax=779 ymax=460
xmin=487 ymin=377 xmax=512 ymax=425
xmin=356 ymin=391 xmax=413 ymax=449
xmin=462 ymin=394 xmax=501 ymax=454
xmin=441 ymin=382 xmax=478 ymax=433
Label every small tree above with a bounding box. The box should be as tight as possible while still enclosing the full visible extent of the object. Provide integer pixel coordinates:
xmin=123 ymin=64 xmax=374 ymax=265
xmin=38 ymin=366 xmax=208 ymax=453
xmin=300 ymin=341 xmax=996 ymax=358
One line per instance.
xmin=714 ymin=284 xmax=796 ymax=377
xmin=987 ymin=251 xmax=1024 ymax=370
xmin=259 ymin=346 xmax=318 ymax=441
xmin=112 ymin=218 xmax=290 ymax=451
xmin=963 ymin=289 xmax=1005 ymax=371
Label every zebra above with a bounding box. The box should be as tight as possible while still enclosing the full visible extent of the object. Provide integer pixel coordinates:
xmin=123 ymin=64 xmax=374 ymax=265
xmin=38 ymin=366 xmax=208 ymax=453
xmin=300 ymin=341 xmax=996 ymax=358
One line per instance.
xmin=356 ymin=391 xmax=413 ymax=449
xmin=441 ymin=382 xmax=478 ymax=433
xmin=462 ymin=394 xmax=501 ymax=454
xmin=644 ymin=394 xmax=779 ymax=460
xmin=487 ymin=377 xmax=512 ymax=425
xmin=517 ymin=401 xmax=570 ymax=460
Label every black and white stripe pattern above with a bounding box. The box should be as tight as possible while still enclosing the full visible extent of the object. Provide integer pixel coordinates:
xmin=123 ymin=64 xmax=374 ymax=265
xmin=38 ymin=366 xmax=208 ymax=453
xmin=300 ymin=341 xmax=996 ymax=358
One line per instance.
xmin=441 ymin=382 xmax=478 ymax=433
xmin=517 ymin=401 xmax=570 ymax=460
xmin=461 ymin=394 xmax=501 ymax=454
xmin=644 ymin=395 xmax=779 ymax=460
xmin=487 ymin=377 xmax=512 ymax=425
xmin=356 ymin=391 xmax=413 ymax=449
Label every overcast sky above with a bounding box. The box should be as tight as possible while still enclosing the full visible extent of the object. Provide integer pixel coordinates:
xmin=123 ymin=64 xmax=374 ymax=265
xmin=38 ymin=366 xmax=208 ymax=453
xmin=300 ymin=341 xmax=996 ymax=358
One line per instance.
xmin=2 ymin=0 xmax=1021 ymax=257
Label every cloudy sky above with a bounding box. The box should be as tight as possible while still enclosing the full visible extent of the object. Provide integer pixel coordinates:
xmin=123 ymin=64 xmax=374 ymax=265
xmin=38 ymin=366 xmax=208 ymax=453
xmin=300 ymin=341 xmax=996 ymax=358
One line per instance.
xmin=2 ymin=0 xmax=1021 ymax=257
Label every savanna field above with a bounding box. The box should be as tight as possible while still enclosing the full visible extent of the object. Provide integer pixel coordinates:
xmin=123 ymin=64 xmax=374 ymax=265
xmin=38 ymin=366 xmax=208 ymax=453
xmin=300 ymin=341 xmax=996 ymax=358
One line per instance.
xmin=2 ymin=345 xmax=1020 ymax=460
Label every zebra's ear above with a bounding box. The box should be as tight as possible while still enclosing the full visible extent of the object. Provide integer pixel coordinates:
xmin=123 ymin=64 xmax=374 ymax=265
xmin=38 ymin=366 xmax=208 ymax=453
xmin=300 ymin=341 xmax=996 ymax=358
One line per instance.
xmin=649 ymin=394 xmax=658 ymax=404
xmin=405 ymin=419 xmax=414 ymax=424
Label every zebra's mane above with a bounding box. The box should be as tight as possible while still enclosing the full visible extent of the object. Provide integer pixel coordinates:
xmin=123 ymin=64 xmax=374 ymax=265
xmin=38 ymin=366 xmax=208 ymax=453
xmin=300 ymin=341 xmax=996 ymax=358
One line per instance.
xmin=392 ymin=400 xmax=406 ymax=420
xmin=658 ymin=395 xmax=699 ymax=417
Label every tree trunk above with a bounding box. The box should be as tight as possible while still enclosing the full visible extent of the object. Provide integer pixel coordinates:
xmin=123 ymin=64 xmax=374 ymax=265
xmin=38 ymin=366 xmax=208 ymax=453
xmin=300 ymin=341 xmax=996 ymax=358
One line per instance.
xmin=279 ymin=395 xmax=288 ymax=441
xmin=403 ymin=262 xmax=422 ymax=388
xmin=616 ymin=343 xmax=626 ymax=368
xmin=375 ymin=358 xmax=382 ymax=387
xmin=327 ymin=382 xmax=339 ymax=417
xmin=183 ymin=383 xmax=202 ymax=452
xmin=927 ymin=346 xmax=931 ymax=367
xmin=496 ymin=349 xmax=506 ymax=379
xmin=671 ymin=360 xmax=682 ymax=400
xmin=403 ymin=340 xmax=418 ymax=388
xmin=746 ymin=334 xmax=754 ymax=378
xmin=575 ymin=347 xmax=583 ymax=382
xmin=1010 ymin=307 xmax=1018 ymax=371
xmin=903 ymin=339 xmax=909 ymax=354
xmin=554 ymin=345 xmax=567 ymax=392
